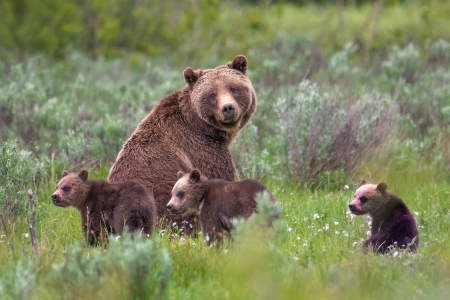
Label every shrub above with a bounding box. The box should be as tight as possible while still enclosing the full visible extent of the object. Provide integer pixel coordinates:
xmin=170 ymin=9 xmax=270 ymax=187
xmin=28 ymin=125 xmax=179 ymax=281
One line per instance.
xmin=0 ymin=259 xmax=36 ymax=300
xmin=275 ymin=81 xmax=396 ymax=186
xmin=0 ymin=140 xmax=43 ymax=219
xmin=44 ymin=234 xmax=172 ymax=300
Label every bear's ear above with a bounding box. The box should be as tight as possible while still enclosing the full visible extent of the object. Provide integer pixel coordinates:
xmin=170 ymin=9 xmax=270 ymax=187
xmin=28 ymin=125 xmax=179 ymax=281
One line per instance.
xmin=227 ymin=55 xmax=247 ymax=75
xmin=78 ymin=170 xmax=89 ymax=181
xmin=177 ymin=171 xmax=185 ymax=180
xmin=359 ymin=178 xmax=368 ymax=186
xmin=376 ymin=182 xmax=387 ymax=194
xmin=189 ymin=169 xmax=201 ymax=182
xmin=183 ymin=67 xmax=202 ymax=88
xmin=62 ymin=170 xmax=69 ymax=177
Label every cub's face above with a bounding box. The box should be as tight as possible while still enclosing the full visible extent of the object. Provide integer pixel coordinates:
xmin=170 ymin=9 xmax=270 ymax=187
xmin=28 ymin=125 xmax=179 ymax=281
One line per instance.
xmin=166 ymin=170 xmax=204 ymax=216
xmin=348 ymin=180 xmax=388 ymax=216
xmin=51 ymin=170 xmax=89 ymax=208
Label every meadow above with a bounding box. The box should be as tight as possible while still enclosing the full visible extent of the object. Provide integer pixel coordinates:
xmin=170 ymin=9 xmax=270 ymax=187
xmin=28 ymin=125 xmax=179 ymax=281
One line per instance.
xmin=1 ymin=2 xmax=450 ymax=298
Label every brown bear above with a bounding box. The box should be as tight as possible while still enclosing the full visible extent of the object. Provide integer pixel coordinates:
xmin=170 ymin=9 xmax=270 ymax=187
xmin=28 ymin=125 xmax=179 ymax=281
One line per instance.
xmin=348 ymin=179 xmax=419 ymax=254
xmin=166 ymin=169 xmax=277 ymax=244
xmin=108 ymin=55 xmax=257 ymax=233
xmin=52 ymin=170 xmax=156 ymax=246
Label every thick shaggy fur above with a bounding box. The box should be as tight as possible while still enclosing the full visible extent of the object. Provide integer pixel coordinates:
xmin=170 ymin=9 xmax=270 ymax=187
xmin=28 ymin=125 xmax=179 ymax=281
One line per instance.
xmin=108 ymin=55 xmax=257 ymax=233
xmin=52 ymin=170 xmax=156 ymax=245
xmin=166 ymin=169 xmax=276 ymax=244
xmin=348 ymin=179 xmax=419 ymax=254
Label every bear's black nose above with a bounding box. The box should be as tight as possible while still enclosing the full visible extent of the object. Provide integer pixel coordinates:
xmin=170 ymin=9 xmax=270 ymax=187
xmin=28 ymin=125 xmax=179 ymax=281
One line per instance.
xmin=51 ymin=194 xmax=58 ymax=201
xmin=166 ymin=204 xmax=173 ymax=210
xmin=221 ymin=103 xmax=235 ymax=118
xmin=348 ymin=204 xmax=355 ymax=210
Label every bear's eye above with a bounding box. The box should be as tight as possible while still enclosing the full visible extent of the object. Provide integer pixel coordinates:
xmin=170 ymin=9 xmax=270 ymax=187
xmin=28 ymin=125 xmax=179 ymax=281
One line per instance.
xmin=209 ymin=94 xmax=216 ymax=101
xmin=230 ymin=87 xmax=236 ymax=93
xmin=360 ymin=196 xmax=368 ymax=203
xmin=177 ymin=191 xmax=185 ymax=198
xmin=62 ymin=185 xmax=71 ymax=193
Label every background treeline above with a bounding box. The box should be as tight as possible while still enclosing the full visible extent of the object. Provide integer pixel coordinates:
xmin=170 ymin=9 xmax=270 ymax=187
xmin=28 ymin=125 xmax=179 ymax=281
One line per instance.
xmin=1 ymin=0 xmax=449 ymax=63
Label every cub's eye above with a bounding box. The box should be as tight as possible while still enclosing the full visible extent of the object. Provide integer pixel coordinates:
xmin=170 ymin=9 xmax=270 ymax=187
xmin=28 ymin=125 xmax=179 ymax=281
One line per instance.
xmin=62 ymin=185 xmax=71 ymax=193
xmin=360 ymin=196 xmax=368 ymax=203
xmin=209 ymin=94 xmax=216 ymax=101
xmin=230 ymin=87 xmax=236 ymax=93
xmin=177 ymin=191 xmax=185 ymax=198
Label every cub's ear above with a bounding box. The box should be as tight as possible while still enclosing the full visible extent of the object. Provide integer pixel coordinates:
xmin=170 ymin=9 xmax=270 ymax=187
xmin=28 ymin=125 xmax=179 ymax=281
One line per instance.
xmin=62 ymin=170 xmax=69 ymax=177
xmin=359 ymin=178 xmax=368 ymax=186
xmin=376 ymin=182 xmax=387 ymax=194
xmin=227 ymin=55 xmax=247 ymax=75
xmin=189 ymin=169 xmax=201 ymax=182
xmin=183 ymin=67 xmax=203 ymax=88
xmin=177 ymin=171 xmax=185 ymax=180
xmin=78 ymin=170 xmax=89 ymax=181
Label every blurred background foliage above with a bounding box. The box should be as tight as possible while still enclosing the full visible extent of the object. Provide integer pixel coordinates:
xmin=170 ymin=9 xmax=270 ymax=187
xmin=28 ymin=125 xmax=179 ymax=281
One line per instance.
xmin=1 ymin=0 xmax=449 ymax=63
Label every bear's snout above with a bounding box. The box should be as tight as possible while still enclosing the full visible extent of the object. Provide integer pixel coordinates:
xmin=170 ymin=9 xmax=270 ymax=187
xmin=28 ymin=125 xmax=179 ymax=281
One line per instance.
xmin=51 ymin=194 xmax=59 ymax=202
xmin=348 ymin=203 xmax=356 ymax=211
xmin=166 ymin=203 xmax=173 ymax=211
xmin=221 ymin=103 xmax=237 ymax=121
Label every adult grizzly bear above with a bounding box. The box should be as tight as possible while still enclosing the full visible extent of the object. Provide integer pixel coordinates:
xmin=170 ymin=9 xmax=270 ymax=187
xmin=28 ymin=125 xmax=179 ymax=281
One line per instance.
xmin=52 ymin=170 xmax=156 ymax=245
xmin=166 ymin=169 xmax=278 ymax=244
xmin=108 ymin=55 xmax=257 ymax=233
xmin=348 ymin=179 xmax=419 ymax=254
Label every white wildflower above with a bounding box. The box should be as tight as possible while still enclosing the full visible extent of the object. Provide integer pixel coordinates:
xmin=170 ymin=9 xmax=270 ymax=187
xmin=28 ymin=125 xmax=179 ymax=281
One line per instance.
xmin=314 ymin=213 xmax=320 ymax=219
xmin=287 ymin=227 xmax=293 ymax=232
xmin=344 ymin=185 xmax=349 ymax=190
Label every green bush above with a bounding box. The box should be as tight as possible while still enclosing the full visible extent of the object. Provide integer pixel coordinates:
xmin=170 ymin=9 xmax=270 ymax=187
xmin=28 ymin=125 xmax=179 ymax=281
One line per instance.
xmin=0 ymin=259 xmax=36 ymax=300
xmin=42 ymin=234 xmax=172 ymax=299
xmin=0 ymin=140 xmax=44 ymax=219
xmin=275 ymin=81 xmax=396 ymax=186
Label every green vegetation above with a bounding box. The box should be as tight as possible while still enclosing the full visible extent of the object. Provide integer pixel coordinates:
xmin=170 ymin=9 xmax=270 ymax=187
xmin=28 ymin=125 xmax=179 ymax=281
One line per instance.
xmin=1 ymin=0 xmax=450 ymax=299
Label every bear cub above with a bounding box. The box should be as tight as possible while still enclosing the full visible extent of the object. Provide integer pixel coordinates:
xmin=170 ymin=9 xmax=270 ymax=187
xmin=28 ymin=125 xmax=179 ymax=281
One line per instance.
xmin=52 ymin=170 xmax=156 ymax=245
xmin=166 ymin=169 xmax=277 ymax=244
xmin=348 ymin=179 xmax=419 ymax=254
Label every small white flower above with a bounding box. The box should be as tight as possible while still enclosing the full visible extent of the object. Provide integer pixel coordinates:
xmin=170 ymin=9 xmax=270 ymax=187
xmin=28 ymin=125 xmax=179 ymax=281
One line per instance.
xmin=287 ymin=227 xmax=293 ymax=232
xmin=314 ymin=213 xmax=320 ymax=219
xmin=393 ymin=251 xmax=399 ymax=258
xmin=335 ymin=231 xmax=340 ymax=235
xmin=115 ymin=235 xmax=121 ymax=241
xmin=296 ymin=236 xmax=301 ymax=240
xmin=23 ymin=233 xmax=29 ymax=238
xmin=343 ymin=231 xmax=349 ymax=237
xmin=324 ymin=224 xmax=329 ymax=230
xmin=414 ymin=211 xmax=419 ymax=216
xmin=333 ymin=221 xmax=339 ymax=225
xmin=303 ymin=243 xmax=308 ymax=247
xmin=224 ymin=249 xmax=228 ymax=254
xmin=293 ymin=256 xmax=299 ymax=261
xmin=367 ymin=230 xmax=371 ymax=236
xmin=353 ymin=242 xmax=358 ymax=247
xmin=322 ymin=246 xmax=326 ymax=252
xmin=344 ymin=185 xmax=349 ymax=190
xmin=179 ymin=237 xmax=186 ymax=244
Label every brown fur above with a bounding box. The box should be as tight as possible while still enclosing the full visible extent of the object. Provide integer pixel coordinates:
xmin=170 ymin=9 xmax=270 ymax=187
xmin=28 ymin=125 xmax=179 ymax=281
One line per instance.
xmin=108 ymin=55 xmax=257 ymax=233
xmin=52 ymin=170 xmax=156 ymax=246
xmin=166 ymin=169 xmax=276 ymax=245
xmin=348 ymin=179 xmax=419 ymax=254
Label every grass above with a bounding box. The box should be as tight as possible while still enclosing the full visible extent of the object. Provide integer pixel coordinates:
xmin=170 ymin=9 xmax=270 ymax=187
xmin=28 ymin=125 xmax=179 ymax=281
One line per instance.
xmin=1 ymin=169 xmax=449 ymax=299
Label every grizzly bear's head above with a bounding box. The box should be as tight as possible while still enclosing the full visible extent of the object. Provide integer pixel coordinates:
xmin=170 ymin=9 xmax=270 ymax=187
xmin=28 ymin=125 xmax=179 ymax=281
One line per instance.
xmin=166 ymin=169 xmax=206 ymax=216
xmin=183 ymin=55 xmax=257 ymax=136
xmin=348 ymin=179 xmax=389 ymax=216
xmin=51 ymin=170 xmax=90 ymax=208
